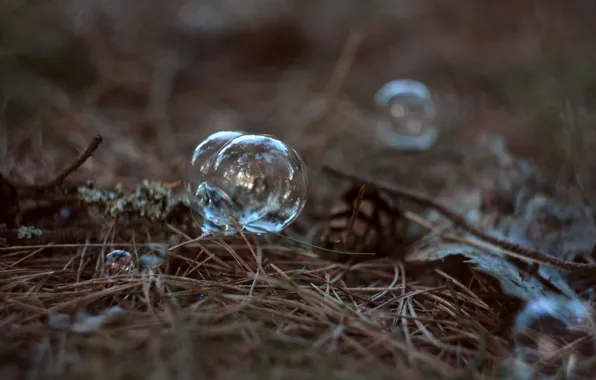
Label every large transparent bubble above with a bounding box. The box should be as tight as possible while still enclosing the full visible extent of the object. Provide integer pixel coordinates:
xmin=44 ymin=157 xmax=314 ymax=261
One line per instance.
xmin=186 ymin=131 xmax=308 ymax=235
xmin=374 ymin=79 xmax=438 ymax=151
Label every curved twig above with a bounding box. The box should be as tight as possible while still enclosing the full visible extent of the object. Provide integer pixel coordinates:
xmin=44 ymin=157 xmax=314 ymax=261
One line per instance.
xmin=323 ymin=164 xmax=596 ymax=272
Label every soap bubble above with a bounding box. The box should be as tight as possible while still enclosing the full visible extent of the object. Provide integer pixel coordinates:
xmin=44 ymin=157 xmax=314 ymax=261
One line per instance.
xmin=139 ymin=254 xmax=164 ymax=275
xmin=186 ymin=131 xmax=308 ymax=235
xmin=104 ymin=250 xmax=135 ymax=279
xmin=514 ymin=295 xmax=592 ymax=333
xmin=188 ymin=131 xmax=245 ymax=177
xmin=512 ymin=295 xmax=594 ymax=374
xmin=374 ymin=79 xmax=438 ymax=150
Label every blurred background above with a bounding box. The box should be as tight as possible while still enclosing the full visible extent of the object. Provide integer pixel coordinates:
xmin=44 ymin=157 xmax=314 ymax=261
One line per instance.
xmin=1 ymin=0 xmax=596 ymax=204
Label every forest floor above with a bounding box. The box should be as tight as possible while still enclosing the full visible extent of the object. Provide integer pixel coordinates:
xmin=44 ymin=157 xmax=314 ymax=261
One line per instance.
xmin=2 ymin=1 xmax=596 ymax=379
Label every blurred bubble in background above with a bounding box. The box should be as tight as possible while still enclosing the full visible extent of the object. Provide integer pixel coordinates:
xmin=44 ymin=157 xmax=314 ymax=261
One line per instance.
xmin=374 ymin=79 xmax=438 ymax=151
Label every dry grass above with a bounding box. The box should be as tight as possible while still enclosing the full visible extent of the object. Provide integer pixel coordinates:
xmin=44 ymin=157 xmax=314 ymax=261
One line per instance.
xmin=0 ymin=218 xmax=521 ymax=379
xmin=2 ymin=1 xmax=596 ymax=379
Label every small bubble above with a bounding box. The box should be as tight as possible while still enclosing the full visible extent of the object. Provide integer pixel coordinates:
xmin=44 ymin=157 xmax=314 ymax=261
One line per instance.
xmin=514 ymin=295 xmax=593 ymax=358
xmin=511 ymin=295 xmax=594 ymax=376
xmin=515 ymin=296 xmax=592 ymax=333
xmin=374 ymin=79 xmax=438 ymax=151
xmin=56 ymin=207 xmax=71 ymax=223
xmin=104 ymin=250 xmax=135 ymax=279
xmin=47 ymin=313 xmax=71 ymax=330
xmin=139 ymin=254 xmax=164 ymax=274
xmin=186 ymin=131 xmax=308 ymax=235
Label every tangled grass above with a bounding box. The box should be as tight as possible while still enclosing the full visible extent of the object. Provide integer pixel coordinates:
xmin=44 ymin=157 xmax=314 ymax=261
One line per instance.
xmin=0 ymin=219 xmax=523 ymax=380
xmin=2 ymin=1 xmax=596 ymax=378
xmin=3 ymin=128 xmax=596 ymax=379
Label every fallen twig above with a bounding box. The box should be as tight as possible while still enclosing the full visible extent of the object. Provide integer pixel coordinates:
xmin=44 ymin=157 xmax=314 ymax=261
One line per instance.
xmin=323 ymin=164 xmax=596 ymax=272
xmin=18 ymin=134 xmax=103 ymax=192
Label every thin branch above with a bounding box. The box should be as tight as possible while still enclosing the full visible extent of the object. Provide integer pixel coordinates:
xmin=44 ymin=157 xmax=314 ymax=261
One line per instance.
xmin=323 ymin=28 xmax=365 ymax=102
xmin=323 ymin=164 xmax=596 ymax=272
xmin=343 ymin=184 xmax=366 ymax=251
xmin=313 ymin=28 xmax=365 ymax=164
xmin=20 ymin=134 xmax=103 ymax=191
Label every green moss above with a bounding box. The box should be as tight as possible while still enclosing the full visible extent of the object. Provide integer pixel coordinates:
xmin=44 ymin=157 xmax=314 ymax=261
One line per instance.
xmin=130 ymin=180 xmax=171 ymax=221
xmin=77 ymin=180 xmax=178 ymax=222
xmin=17 ymin=225 xmax=42 ymax=239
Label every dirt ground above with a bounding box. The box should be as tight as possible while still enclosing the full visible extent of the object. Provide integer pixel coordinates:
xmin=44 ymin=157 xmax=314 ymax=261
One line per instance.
xmin=2 ymin=1 xmax=596 ymax=379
